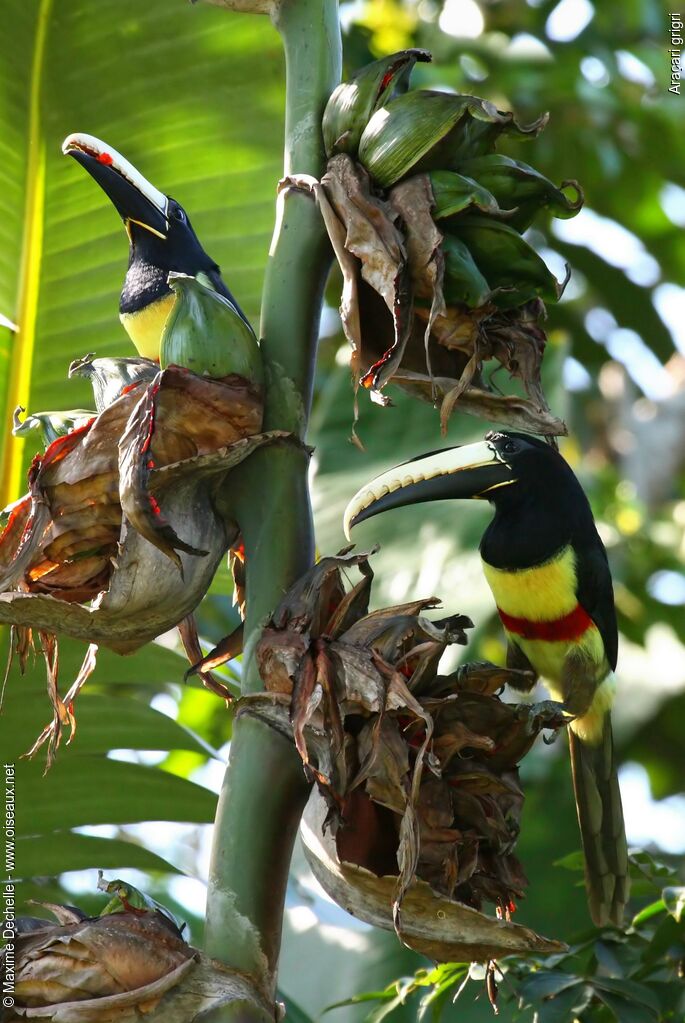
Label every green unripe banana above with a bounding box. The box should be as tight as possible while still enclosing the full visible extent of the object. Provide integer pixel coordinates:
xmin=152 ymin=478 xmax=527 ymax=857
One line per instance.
xmin=428 ymin=170 xmax=512 ymax=221
xmin=323 ymin=49 xmax=431 ymax=158
xmin=358 ymin=91 xmax=547 ymax=189
xmin=453 ymin=217 xmax=568 ymax=309
xmin=160 ymin=273 xmax=263 ymax=387
xmin=458 ymin=154 xmax=583 ymax=231
xmin=441 ymin=235 xmax=492 ymax=308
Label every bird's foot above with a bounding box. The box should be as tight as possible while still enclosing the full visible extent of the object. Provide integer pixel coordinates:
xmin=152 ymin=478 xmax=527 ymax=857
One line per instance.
xmin=515 ymin=699 xmax=571 ymax=739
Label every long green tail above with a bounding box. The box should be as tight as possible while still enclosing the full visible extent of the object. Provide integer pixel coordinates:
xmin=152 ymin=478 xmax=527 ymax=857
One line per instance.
xmin=568 ymin=714 xmax=629 ymax=926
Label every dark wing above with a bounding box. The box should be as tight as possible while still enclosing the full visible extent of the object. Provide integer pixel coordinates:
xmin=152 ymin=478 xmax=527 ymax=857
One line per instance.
xmin=574 ymin=528 xmax=618 ymax=672
xmin=506 ymin=641 xmax=539 ymax=691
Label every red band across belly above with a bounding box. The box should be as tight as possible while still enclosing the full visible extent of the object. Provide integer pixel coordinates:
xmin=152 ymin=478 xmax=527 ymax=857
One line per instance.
xmin=498 ymin=603 xmax=593 ymax=642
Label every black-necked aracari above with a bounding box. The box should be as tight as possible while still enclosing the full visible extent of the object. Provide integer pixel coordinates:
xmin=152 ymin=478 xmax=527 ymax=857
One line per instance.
xmin=62 ymin=133 xmax=250 ymax=360
xmin=343 ymin=430 xmax=628 ymax=926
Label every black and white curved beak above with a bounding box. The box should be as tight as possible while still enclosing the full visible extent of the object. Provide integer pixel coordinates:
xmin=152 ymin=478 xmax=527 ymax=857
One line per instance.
xmin=63 ymin=132 xmax=169 ymax=238
xmin=343 ymin=440 xmax=517 ymax=539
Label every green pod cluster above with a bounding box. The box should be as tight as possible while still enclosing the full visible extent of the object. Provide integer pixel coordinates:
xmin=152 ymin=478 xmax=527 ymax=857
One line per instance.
xmin=323 ymin=49 xmax=583 ymax=314
xmin=160 ymin=273 xmax=263 ymax=387
xmin=323 ymin=48 xmax=431 ymax=158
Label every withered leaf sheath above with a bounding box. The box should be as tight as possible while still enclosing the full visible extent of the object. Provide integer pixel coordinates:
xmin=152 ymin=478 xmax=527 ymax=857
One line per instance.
xmin=240 ymin=549 xmax=567 ymax=962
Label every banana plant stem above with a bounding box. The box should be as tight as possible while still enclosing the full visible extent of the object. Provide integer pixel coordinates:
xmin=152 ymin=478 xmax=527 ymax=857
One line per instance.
xmin=204 ymin=0 xmax=341 ymax=1004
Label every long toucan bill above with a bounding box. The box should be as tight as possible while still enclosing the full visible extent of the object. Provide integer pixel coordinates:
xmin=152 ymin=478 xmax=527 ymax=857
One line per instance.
xmin=344 ymin=430 xmax=628 ymax=926
xmin=62 ymin=133 xmax=252 ymax=360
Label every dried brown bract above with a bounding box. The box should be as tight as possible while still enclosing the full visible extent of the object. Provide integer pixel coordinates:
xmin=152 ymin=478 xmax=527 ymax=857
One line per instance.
xmin=1 ymin=895 xmax=273 ymax=1023
xmin=240 ymin=550 xmax=566 ymax=961
xmin=3 ymin=905 xmax=195 ymax=1020
xmin=0 ymin=358 xmax=285 ymax=765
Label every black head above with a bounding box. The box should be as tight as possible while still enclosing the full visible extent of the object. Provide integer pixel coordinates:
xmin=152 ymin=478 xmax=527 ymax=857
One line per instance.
xmin=63 ymin=133 xmax=218 ymax=277
xmin=479 ymin=431 xmax=579 ymax=508
xmin=344 ymin=430 xmax=583 ymax=537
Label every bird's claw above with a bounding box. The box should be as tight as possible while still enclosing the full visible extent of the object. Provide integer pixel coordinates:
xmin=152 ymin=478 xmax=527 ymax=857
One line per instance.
xmin=516 ymin=699 xmax=571 ymax=736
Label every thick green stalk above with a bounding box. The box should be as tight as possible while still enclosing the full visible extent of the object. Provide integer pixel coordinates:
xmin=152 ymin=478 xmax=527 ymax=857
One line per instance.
xmin=204 ymin=0 xmax=341 ymax=1004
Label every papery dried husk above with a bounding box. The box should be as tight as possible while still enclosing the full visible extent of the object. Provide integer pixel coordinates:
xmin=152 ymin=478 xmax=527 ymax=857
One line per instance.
xmin=1 ymin=903 xmax=274 ymax=1023
xmin=116 ymin=368 xmax=259 ymax=568
xmin=0 ymin=432 xmax=284 ymax=653
xmin=9 ymin=910 xmax=194 ymax=1011
xmin=300 ymin=787 xmax=565 ymax=962
xmin=0 ymin=363 xmax=282 ymax=653
xmin=7 ymin=955 xmax=272 ymax=1023
xmin=245 ymin=550 xmax=568 ymax=955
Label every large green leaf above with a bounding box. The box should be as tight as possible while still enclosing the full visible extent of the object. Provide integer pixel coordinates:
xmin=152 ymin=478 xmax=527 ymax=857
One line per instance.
xmin=0 ymin=0 xmax=284 ymax=503
xmin=2 ymin=628 xmax=223 ymax=760
xmin=17 ymin=755 xmax=217 ymax=833
xmin=3 ymin=632 xmax=197 ymax=689
xmin=0 ymin=14 xmax=272 ymax=888
xmin=3 ymin=629 xmax=222 ymax=896
xmin=3 ymin=689 xmax=219 ymax=762
xmin=14 ymin=831 xmax=182 ymax=880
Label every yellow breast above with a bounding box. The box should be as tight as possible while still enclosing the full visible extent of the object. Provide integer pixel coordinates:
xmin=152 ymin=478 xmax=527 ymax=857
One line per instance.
xmin=119 ymin=292 xmax=176 ymax=360
xmin=509 ymin=629 xmax=606 ymax=691
xmin=482 ymin=545 xmax=578 ymax=621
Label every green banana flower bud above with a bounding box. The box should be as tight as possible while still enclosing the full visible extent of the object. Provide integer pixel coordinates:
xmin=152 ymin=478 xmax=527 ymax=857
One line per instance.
xmin=428 ymin=170 xmax=512 ymax=221
xmin=453 ymin=217 xmax=569 ymax=308
xmin=441 ymin=234 xmax=492 ymax=307
xmin=12 ymin=405 xmax=95 ymax=445
xmin=458 ymin=154 xmax=583 ymax=231
xmin=160 ymin=272 xmax=263 ymax=387
xmin=358 ymin=91 xmax=547 ymax=189
xmin=323 ymin=48 xmax=431 ymax=158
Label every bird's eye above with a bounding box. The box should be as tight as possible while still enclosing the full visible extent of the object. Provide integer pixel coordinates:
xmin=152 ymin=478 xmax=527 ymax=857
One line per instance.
xmin=171 ymin=207 xmax=185 ymax=222
xmin=501 ymin=440 xmax=517 ymax=454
